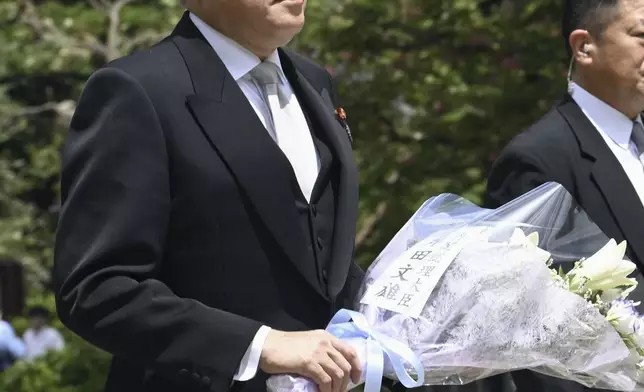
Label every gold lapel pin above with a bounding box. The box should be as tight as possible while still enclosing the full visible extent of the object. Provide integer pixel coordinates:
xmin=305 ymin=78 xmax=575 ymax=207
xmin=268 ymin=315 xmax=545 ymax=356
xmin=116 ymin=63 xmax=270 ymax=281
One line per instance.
xmin=335 ymin=107 xmax=347 ymax=121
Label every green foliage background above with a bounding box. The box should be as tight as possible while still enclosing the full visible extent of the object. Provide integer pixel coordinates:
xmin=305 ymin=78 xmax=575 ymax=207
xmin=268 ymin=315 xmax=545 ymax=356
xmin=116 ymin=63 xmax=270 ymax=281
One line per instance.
xmin=0 ymin=0 xmax=567 ymax=390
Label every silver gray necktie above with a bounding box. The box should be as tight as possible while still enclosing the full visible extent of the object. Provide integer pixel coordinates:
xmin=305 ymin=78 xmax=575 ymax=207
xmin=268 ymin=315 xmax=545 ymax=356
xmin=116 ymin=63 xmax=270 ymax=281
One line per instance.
xmin=249 ymin=62 xmax=319 ymax=201
xmin=631 ymin=121 xmax=644 ymax=164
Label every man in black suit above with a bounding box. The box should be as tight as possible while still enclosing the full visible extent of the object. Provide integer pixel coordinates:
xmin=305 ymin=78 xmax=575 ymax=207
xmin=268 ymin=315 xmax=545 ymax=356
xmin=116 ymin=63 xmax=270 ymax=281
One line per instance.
xmin=486 ymin=0 xmax=644 ymax=391
xmin=52 ymin=1 xmax=364 ymax=392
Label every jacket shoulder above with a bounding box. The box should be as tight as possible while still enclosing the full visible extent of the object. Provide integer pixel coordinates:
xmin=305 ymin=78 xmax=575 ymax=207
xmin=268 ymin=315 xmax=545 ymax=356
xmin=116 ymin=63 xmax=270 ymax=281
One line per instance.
xmin=502 ymin=105 xmax=579 ymax=162
xmin=97 ymin=38 xmax=189 ymax=93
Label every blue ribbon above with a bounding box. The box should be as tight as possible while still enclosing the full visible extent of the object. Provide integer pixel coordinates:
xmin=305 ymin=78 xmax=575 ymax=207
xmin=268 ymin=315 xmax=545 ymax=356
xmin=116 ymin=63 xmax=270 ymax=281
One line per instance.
xmin=325 ymin=309 xmax=425 ymax=392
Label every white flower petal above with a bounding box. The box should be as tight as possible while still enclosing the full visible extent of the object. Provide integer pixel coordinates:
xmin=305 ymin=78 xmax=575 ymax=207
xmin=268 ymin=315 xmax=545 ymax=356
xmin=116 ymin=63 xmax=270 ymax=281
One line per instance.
xmin=607 ymin=300 xmax=641 ymax=336
xmin=601 ymin=288 xmax=624 ymax=303
xmin=571 ymin=240 xmax=635 ymax=293
xmin=578 ymin=239 xmax=620 ymax=275
xmin=509 ymin=229 xmax=550 ymax=262
xmin=509 ymin=228 xmax=528 ymax=245
xmin=526 ymin=232 xmax=539 ymax=247
xmin=634 ymin=318 xmax=644 ymax=348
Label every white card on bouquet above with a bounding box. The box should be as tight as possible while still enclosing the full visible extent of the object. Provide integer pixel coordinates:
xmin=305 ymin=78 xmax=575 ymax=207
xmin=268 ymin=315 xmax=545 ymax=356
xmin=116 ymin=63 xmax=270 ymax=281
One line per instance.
xmin=360 ymin=227 xmax=489 ymax=317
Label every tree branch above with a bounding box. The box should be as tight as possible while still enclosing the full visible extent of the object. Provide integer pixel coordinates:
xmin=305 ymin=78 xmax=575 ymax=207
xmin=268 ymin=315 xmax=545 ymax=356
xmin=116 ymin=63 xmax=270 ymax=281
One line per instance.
xmin=355 ymin=201 xmax=388 ymax=249
xmin=0 ymin=72 xmax=90 ymax=86
xmin=19 ymin=0 xmax=164 ymax=62
xmin=121 ymin=29 xmax=167 ymax=54
xmin=377 ymin=114 xmax=418 ymax=144
xmin=19 ymin=256 xmax=51 ymax=289
xmin=20 ymin=0 xmax=111 ymax=60
xmin=0 ymin=100 xmax=76 ymax=120
xmin=0 ymin=2 xmax=26 ymax=29
xmin=88 ymin=0 xmax=108 ymax=12
xmin=107 ymin=0 xmax=136 ymax=61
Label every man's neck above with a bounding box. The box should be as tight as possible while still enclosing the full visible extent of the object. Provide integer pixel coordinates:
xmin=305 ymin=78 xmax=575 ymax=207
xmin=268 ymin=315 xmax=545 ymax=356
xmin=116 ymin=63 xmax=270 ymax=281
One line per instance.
xmin=188 ymin=10 xmax=274 ymax=60
xmin=573 ymin=76 xmax=640 ymax=120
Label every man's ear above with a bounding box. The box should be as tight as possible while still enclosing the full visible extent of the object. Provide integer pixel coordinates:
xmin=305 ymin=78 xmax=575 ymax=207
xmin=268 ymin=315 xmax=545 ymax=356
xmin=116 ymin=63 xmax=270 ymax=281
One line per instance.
xmin=569 ymin=29 xmax=595 ymax=66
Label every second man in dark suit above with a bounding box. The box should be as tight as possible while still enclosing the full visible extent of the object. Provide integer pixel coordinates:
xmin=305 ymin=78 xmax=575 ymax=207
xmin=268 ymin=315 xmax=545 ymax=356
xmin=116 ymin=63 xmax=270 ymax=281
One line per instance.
xmin=486 ymin=0 xmax=644 ymax=391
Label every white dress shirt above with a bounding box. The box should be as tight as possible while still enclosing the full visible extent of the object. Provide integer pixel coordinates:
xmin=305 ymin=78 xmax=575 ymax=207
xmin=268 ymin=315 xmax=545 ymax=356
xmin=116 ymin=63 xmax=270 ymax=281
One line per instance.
xmin=190 ymin=12 xmax=317 ymax=382
xmin=0 ymin=319 xmax=25 ymax=359
xmin=571 ymin=82 xmax=644 ymax=206
xmin=190 ymin=13 xmax=319 ymax=201
xmin=23 ymin=326 xmax=65 ymax=361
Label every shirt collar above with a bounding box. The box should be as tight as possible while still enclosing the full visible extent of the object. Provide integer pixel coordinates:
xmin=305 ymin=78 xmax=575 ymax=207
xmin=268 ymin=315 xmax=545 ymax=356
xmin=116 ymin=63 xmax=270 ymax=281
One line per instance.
xmin=189 ymin=12 xmax=286 ymax=84
xmin=571 ymin=82 xmax=642 ymax=150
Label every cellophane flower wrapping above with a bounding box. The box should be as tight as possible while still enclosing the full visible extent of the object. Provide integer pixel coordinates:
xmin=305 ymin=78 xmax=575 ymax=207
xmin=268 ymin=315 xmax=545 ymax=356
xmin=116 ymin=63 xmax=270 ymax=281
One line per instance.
xmin=266 ymin=182 xmax=642 ymax=391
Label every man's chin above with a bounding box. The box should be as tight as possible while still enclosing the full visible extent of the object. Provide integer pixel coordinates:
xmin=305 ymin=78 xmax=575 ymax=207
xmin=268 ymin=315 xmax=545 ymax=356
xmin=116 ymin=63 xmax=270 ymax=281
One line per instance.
xmin=272 ymin=0 xmax=305 ymax=6
xmin=268 ymin=19 xmax=305 ymax=42
xmin=635 ymin=83 xmax=644 ymax=103
xmin=271 ymin=0 xmax=306 ymax=17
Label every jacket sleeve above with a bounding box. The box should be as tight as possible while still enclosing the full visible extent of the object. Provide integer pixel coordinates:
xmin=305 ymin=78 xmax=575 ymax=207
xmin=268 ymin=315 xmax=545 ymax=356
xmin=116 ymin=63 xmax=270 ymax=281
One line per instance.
xmin=52 ymin=67 xmax=262 ymax=383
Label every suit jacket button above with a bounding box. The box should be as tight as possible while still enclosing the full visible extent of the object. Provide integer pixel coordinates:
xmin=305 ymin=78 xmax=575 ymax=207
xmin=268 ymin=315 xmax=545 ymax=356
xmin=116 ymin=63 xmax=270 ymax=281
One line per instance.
xmin=317 ymin=236 xmax=323 ymax=250
xmin=322 ymin=269 xmax=328 ymax=281
xmin=311 ymin=204 xmax=317 ymax=216
xmin=192 ymin=372 xmax=201 ymax=382
xmin=178 ymin=369 xmax=189 ymax=377
xmin=202 ymin=376 xmax=211 ymax=385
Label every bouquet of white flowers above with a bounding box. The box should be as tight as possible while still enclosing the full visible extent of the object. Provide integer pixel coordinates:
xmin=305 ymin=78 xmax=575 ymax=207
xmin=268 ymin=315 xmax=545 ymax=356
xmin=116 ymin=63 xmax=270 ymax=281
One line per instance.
xmin=266 ymin=182 xmax=644 ymax=392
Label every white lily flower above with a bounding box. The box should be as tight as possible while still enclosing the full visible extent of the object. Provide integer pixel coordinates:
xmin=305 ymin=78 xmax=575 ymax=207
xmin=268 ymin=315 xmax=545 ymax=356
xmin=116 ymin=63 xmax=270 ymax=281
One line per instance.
xmin=601 ymin=288 xmax=625 ymax=303
xmin=633 ymin=317 xmax=644 ymax=348
xmin=509 ymin=228 xmax=551 ymax=262
xmin=607 ymin=299 xmax=640 ymax=336
xmin=568 ymin=240 xmax=637 ymax=293
xmin=509 ymin=228 xmax=536 ymax=246
xmin=601 ymin=284 xmax=638 ymax=303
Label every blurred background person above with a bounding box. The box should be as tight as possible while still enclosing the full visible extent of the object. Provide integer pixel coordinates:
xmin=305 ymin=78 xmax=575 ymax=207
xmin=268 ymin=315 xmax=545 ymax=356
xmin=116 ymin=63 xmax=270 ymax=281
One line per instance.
xmin=0 ymin=308 xmax=25 ymax=372
xmin=22 ymin=306 xmax=64 ymax=361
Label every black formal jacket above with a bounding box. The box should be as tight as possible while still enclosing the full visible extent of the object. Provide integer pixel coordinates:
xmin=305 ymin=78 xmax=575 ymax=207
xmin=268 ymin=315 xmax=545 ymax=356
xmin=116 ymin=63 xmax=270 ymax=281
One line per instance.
xmin=52 ymin=12 xmax=363 ymax=392
xmin=485 ymin=94 xmax=644 ymax=392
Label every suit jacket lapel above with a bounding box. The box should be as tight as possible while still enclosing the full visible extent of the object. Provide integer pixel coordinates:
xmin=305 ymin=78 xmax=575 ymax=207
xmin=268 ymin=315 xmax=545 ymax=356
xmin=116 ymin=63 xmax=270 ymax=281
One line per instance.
xmin=558 ymin=96 xmax=644 ymax=270
xmin=279 ymin=50 xmax=359 ymax=298
xmin=171 ymin=13 xmax=324 ymax=297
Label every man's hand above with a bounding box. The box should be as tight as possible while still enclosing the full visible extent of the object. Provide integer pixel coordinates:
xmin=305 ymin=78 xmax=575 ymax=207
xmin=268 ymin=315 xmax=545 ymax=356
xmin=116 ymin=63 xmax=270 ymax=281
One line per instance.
xmin=260 ymin=329 xmax=362 ymax=392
